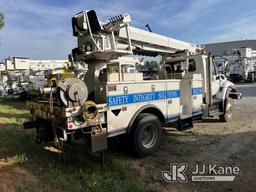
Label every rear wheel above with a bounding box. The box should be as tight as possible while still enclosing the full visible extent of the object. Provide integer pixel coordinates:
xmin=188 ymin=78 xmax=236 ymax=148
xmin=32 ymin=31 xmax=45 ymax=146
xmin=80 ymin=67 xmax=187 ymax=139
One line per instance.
xmin=129 ymin=113 xmax=162 ymax=157
xmin=219 ymin=89 xmax=234 ymax=122
xmin=36 ymin=118 xmax=53 ymax=143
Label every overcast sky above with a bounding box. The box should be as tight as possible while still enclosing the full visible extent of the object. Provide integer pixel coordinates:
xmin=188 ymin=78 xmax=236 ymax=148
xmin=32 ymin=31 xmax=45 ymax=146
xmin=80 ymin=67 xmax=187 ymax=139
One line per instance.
xmin=0 ymin=0 xmax=256 ymax=60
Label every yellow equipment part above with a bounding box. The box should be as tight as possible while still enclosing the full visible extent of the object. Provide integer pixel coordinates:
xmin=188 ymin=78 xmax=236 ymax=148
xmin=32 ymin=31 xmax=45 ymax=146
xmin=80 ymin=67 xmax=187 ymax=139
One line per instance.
xmin=44 ymin=68 xmax=76 ymax=87
xmin=82 ymin=101 xmax=98 ymax=121
xmin=61 ymin=69 xmax=75 ymax=79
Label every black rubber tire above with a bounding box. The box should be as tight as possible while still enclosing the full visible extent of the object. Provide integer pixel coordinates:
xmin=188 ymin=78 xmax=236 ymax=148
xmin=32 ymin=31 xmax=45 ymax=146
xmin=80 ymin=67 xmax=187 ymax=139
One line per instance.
xmin=252 ymin=73 xmax=255 ymax=82
xmin=248 ymin=72 xmax=255 ymax=83
xmin=36 ymin=118 xmax=54 ymax=143
xmin=219 ymin=89 xmax=234 ymax=122
xmin=129 ymin=113 xmax=162 ymax=157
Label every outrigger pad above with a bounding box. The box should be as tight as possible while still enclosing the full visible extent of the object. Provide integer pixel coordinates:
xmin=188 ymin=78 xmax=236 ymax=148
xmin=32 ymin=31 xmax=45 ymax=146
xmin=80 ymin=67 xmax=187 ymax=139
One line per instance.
xmin=87 ymin=10 xmax=101 ymax=34
xmin=90 ymin=128 xmax=108 ymax=153
xmin=72 ymin=10 xmax=101 ymax=36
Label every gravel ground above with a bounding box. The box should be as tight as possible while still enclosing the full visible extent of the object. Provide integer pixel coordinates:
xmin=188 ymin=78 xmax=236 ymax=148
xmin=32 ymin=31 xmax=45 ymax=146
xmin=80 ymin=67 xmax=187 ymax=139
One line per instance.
xmin=124 ymin=83 xmax=256 ymax=192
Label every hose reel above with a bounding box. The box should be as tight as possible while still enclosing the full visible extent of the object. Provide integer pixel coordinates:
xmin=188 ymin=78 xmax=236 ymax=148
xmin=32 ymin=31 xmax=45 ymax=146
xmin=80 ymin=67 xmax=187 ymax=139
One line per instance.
xmin=82 ymin=100 xmax=98 ymax=121
xmin=57 ymin=78 xmax=98 ymax=121
xmin=58 ymin=78 xmax=88 ymax=107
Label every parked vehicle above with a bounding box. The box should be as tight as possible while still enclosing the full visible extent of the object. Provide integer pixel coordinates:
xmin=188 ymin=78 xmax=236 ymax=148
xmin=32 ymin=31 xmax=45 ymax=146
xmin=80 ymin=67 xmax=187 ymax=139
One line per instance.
xmin=24 ymin=10 xmax=242 ymax=157
xmin=214 ymin=47 xmax=256 ymax=82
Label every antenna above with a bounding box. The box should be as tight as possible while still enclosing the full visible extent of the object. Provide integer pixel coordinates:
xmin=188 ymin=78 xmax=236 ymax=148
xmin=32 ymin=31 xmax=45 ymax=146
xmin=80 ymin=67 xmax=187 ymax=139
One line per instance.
xmin=145 ymin=24 xmax=152 ymax=32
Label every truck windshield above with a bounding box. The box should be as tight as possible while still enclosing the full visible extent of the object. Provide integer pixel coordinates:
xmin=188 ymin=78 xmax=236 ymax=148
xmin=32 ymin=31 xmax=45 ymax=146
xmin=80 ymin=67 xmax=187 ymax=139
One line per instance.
xmin=211 ymin=59 xmax=218 ymax=76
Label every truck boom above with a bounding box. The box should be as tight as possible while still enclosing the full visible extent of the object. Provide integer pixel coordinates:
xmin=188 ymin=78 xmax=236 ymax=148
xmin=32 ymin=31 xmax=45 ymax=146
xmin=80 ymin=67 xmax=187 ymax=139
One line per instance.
xmin=71 ymin=10 xmax=199 ymax=61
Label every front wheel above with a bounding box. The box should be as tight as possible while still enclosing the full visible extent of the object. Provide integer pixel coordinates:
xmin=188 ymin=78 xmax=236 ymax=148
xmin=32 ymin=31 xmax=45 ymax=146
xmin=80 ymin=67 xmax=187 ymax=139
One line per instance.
xmin=129 ymin=113 xmax=162 ymax=157
xmin=248 ymin=72 xmax=255 ymax=82
xmin=252 ymin=73 xmax=255 ymax=82
xmin=219 ymin=95 xmax=234 ymax=122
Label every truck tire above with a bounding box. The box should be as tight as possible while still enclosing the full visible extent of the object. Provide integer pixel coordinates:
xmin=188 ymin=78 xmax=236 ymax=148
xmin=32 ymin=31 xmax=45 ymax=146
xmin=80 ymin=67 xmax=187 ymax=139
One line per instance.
xmin=252 ymin=73 xmax=255 ymax=82
xmin=36 ymin=118 xmax=53 ymax=143
xmin=219 ymin=89 xmax=234 ymax=122
xmin=129 ymin=113 xmax=162 ymax=157
xmin=248 ymin=72 xmax=255 ymax=83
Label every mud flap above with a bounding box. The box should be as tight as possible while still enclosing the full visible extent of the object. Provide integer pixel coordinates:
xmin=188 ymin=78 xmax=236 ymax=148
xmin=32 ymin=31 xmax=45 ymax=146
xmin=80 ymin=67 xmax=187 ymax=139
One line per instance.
xmin=23 ymin=121 xmax=36 ymax=129
xmin=90 ymin=128 xmax=108 ymax=153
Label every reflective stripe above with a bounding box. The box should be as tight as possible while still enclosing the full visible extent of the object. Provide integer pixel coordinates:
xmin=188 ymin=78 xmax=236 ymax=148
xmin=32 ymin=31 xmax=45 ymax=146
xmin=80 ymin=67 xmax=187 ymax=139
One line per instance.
xmin=192 ymin=87 xmax=203 ymax=95
xmin=107 ymin=90 xmax=180 ymax=107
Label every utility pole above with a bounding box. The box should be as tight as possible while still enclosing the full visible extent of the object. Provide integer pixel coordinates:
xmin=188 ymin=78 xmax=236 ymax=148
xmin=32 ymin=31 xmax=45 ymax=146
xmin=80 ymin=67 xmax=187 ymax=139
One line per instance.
xmin=0 ymin=12 xmax=4 ymax=30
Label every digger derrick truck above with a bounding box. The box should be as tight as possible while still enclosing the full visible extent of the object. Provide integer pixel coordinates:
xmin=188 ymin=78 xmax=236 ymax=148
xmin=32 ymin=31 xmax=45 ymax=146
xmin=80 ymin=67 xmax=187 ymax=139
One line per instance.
xmin=24 ymin=10 xmax=242 ymax=157
xmin=217 ymin=47 xmax=256 ymax=83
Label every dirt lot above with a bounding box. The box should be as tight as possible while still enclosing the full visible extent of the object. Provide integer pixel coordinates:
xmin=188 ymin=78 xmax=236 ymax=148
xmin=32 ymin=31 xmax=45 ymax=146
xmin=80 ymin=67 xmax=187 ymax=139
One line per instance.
xmin=0 ymin=100 xmax=145 ymax=192
xmin=0 ymin=83 xmax=256 ymax=192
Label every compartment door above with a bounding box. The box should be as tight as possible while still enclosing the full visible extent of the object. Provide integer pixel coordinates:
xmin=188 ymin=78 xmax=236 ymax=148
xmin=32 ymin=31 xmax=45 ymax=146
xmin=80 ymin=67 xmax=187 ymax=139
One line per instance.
xmin=166 ymin=81 xmax=180 ymax=122
xmin=179 ymin=79 xmax=192 ymax=119
xmin=192 ymin=80 xmax=203 ymax=116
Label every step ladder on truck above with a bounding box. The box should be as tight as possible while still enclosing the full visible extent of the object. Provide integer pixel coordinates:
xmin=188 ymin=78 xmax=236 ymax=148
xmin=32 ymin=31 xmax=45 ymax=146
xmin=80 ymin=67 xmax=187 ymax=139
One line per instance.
xmin=24 ymin=10 xmax=242 ymax=157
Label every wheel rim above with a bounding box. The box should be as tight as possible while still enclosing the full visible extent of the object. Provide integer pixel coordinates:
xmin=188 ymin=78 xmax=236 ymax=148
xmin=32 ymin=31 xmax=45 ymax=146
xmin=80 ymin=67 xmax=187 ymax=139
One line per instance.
xmin=141 ymin=124 xmax=158 ymax=149
xmin=226 ymin=99 xmax=233 ymax=118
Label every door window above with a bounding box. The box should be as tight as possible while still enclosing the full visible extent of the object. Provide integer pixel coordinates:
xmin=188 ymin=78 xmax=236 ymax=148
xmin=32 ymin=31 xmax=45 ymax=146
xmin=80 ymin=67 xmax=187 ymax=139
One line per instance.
xmin=211 ymin=60 xmax=217 ymax=76
xmin=211 ymin=58 xmax=219 ymax=76
xmin=188 ymin=59 xmax=196 ymax=72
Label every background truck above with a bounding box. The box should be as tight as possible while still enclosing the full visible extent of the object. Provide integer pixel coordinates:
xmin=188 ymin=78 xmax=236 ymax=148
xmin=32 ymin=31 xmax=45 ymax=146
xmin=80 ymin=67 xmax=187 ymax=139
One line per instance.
xmin=24 ymin=10 xmax=242 ymax=157
xmin=0 ymin=58 xmax=69 ymax=98
xmin=213 ymin=47 xmax=256 ymax=82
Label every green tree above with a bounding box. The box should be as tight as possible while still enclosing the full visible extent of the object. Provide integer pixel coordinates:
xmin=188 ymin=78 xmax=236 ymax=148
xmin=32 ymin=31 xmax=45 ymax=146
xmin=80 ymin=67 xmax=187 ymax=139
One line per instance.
xmin=0 ymin=12 xmax=4 ymax=30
